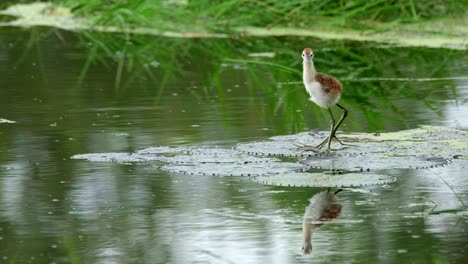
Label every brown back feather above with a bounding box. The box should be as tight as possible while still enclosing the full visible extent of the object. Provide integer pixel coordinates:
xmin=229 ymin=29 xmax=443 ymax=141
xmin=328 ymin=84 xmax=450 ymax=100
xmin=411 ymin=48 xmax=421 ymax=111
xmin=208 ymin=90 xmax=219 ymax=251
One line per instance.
xmin=315 ymin=72 xmax=343 ymax=95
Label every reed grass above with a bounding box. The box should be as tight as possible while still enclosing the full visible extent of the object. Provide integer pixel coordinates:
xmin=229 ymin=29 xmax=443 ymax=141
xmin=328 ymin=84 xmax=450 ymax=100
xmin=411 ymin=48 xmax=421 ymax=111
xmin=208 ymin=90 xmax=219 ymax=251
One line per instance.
xmin=55 ymin=0 xmax=464 ymax=32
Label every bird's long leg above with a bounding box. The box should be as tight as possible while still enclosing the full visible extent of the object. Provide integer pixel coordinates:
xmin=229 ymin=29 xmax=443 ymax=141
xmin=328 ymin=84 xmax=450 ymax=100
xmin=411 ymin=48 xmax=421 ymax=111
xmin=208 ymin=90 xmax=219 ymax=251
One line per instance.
xmin=318 ymin=104 xmax=349 ymax=149
xmin=297 ymin=105 xmax=349 ymax=152
xmin=329 ymin=103 xmax=348 ymax=145
xmin=316 ymin=108 xmax=335 ymax=149
xmin=325 ymin=108 xmax=335 ymax=150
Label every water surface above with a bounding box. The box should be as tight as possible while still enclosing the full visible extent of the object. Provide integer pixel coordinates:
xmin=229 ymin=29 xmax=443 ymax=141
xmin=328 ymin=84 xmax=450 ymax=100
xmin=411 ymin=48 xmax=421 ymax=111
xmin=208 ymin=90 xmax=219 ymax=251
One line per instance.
xmin=0 ymin=29 xmax=467 ymax=263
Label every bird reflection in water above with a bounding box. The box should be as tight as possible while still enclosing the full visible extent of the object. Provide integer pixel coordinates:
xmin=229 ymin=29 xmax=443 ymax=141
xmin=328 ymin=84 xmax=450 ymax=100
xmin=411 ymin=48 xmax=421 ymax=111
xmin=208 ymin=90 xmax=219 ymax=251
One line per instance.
xmin=302 ymin=188 xmax=342 ymax=254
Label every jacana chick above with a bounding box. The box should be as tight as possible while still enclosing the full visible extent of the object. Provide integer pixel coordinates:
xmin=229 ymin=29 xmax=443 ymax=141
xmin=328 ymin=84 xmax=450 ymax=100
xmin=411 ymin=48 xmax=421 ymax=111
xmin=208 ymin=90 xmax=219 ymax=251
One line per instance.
xmin=302 ymin=48 xmax=348 ymax=152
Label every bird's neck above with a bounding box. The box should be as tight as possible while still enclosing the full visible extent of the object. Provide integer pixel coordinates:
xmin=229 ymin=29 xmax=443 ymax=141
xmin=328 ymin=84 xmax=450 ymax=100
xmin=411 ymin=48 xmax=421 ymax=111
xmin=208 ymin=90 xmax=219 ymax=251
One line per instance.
xmin=303 ymin=59 xmax=316 ymax=83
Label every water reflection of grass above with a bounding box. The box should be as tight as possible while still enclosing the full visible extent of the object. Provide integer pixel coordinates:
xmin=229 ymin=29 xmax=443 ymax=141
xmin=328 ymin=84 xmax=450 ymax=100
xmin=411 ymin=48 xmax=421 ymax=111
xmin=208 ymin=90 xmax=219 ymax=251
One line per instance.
xmin=9 ymin=28 xmax=466 ymax=133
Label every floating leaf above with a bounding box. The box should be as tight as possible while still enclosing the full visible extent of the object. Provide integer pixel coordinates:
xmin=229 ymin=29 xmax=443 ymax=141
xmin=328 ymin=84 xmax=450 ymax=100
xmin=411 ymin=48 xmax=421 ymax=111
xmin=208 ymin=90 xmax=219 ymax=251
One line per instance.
xmin=235 ymin=140 xmax=317 ymax=157
xmin=161 ymin=153 xmax=276 ymax=164
xmin=71 ymin=152 xmax=164 ymax=163
xmin=180 ymin=148 xmax=278 ymax=164
xmin=341 ymin=126 xmax=467 ymax=142
xmin=388 ymin=140 xmax=468 ymax=158
xmin=236 ymin=126 xmax=468 ymax=159
xmin=184 ymin=147 xmax=238 ymax=155
xmin=136 ymin=146 xmax=186 ymax=154
xmin=302 ymin=155 xmax=449 ymax=171
xmin=236 ymin=139 xmax=385 ymax=157
xmin=254 ymin=172 xmax=396 ymax=187
xmin=70 ymin=126 xmax=466 ymax=185
xmin=139 ymin=147 xmax=278 ymax=164
xmin=161 ymin=162 xmax=308 ymax=177
xmin=269 ymin=132 xmax=324 ymax=142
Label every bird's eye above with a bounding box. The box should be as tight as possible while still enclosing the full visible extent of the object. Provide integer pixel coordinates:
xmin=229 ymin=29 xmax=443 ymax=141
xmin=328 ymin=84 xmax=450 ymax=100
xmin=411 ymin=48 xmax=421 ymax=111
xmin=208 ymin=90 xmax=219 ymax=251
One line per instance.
xmin=302 ymin=53 xmax=305 ymax=57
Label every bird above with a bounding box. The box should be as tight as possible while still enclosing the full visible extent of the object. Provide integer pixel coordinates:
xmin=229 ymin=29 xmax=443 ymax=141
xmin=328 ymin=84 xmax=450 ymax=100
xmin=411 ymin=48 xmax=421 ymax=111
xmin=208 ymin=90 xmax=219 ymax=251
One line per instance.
xmin=301 ymin=48 xmax=348 ymax=152
xmin=302 ymin=188 xmax=342 ymax=254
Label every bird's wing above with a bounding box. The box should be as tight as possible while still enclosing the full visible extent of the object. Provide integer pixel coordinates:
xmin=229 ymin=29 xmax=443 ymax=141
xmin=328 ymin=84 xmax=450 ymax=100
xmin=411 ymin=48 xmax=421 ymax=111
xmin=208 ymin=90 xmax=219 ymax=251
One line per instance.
xmin=316 ymin=72 xmax=343 ymax=94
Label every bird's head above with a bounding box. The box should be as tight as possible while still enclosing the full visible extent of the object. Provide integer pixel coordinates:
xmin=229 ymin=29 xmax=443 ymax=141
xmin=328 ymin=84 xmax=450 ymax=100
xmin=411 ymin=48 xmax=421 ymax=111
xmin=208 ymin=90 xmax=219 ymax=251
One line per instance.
xmin=302 ymin=48 xmax=314 ymax=60
xmin=302 ymin=242 xmax=312 ymax=254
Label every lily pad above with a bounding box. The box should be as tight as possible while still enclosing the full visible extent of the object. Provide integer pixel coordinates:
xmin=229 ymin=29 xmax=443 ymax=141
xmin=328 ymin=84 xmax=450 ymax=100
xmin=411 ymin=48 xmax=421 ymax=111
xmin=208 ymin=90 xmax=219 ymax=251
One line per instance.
xmin=71 ymin=152 xmax=164 ymax=163
xmin=342 ymin=126 xmax=466 ymax=142
xmin=184 ymin=147 xmax=238 ymax=155
xmin=386 ymin=139 xmax=468 ymax=159
xmin=160 ymin=161 xmax=308 ymax=177
xmin=161 ymin=153 xmax=277 ymax=164
xmin=269 ymin=131 xmax=323 ymax=142
xmin=235 ymin=140 xmax=318 ymax=157
xmin=236 ymin=136 xmax=391 ymax=157
xmin=138 ymin=147 xmax=278 ymax=164
xmin=69 ymin=126 xmax=466 ymax=187
xmin=136 ymin=146 xmax=186 ymax=154
xmin=236 ymin=126 xmax=468 ymax=159
xmin=254 ymin=172 xmax=396 ymax=187
xmin=302 ymin=155 xmax=449 ymax=171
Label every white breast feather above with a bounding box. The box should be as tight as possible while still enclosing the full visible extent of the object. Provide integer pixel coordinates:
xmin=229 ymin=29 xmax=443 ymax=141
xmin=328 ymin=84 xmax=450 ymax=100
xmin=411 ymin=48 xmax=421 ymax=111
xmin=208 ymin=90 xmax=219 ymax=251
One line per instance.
xmin=304 ymin=81 xmax=340 ymax=109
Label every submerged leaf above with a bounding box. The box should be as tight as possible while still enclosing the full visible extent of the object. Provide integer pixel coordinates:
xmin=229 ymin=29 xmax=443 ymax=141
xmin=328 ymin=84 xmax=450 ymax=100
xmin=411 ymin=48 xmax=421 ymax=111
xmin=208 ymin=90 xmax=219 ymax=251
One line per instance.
xmin=254 ymin=172 xmax=396 ymax=187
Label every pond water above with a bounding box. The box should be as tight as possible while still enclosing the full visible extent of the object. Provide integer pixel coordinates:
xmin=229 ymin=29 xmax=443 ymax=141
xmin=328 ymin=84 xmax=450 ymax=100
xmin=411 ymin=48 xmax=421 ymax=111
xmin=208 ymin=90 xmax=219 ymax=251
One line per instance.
xmin=0 ymin=29 xmax=467 ymax=263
